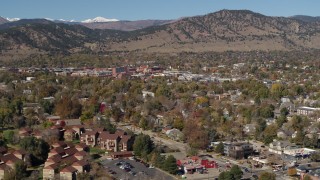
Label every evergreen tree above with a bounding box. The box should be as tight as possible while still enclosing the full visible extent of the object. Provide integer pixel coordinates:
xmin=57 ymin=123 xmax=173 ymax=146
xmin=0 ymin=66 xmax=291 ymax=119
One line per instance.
xmin=164 ymin=155 xmax=178 ymax=174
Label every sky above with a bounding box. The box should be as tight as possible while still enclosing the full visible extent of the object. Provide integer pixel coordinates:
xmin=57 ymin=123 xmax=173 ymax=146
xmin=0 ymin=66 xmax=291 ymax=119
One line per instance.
xmin=1 ymin=0 xmax=319 ymax=21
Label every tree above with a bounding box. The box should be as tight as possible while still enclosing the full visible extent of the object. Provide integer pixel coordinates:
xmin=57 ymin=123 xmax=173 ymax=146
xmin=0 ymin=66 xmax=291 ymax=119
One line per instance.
xmin=40 ymin=100 xmax=54 ymax=114
xmin=218 ymin=171 xmax=234 ymax=180
xmin=55 ymin=97 xmax=82 ymax=119
xmin=310 ymin=151 xmax=320 ymax=162
xmin=150 ymin=151 xmax=165 ymax=169
xmin=3 ymin=130 xmax=16 ymax=144
xmin=14 ymin=161 xmax=27 ymax=180
xmin=99 ymin=117 xmax=116 ymax=133
xmin=259 ymin=172 xmax=276 ymax=180
xmin=303 ymin=175 xmax=312 ymax=180
xmin=139 ymin=117 xmax=148 ymax=130
xmin=183 ymin=120 xmax=209 ymax=149
xmin=287 ymin=167 xmax=297 ymax=176
xmin=230 ymin=165 xmax=243 ymax=180
xmin=133 ymin=134 xmax=154 ymax=157
xmin=262 ymin=124 xmax=278 ymax=144
xmin=215 ymin=142 xmax=224 ymax=155
xmin=19 ymin=137 xmax=50 ymax=166
xmin=164 ymin=155 xmax=178 ymax=174
xmin=173 ymin=118 xmax=184 ymax=131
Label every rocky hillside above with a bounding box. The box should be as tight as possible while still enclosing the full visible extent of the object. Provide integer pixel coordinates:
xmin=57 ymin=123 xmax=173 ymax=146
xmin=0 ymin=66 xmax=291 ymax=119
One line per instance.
xmin=0 ymin=20 xmax=127 ymax=54
xmin=1 ymin=10 xmax=320 ymax=56
xmin=108 ymin=10 xmax=320 ymax=52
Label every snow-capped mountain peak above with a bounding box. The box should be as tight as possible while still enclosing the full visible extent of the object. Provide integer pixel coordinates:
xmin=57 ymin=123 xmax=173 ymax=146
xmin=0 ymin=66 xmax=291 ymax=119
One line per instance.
xmin=81 ymin=16 xmax=119 ymax=23
xmin=6 ymin=17 xmax=20 ymax=22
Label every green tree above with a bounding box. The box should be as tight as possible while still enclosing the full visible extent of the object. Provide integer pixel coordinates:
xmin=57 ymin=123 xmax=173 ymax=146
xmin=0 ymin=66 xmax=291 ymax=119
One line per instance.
xmin=164 ymin=155 xmax=178 ymax=174
xmin=215 ymin=142 xmax=224 ymax=155
xmin=139 ymin=117 xmax=148 ymax=130
xmin=133 ymin=134 xmax=154 ymax=157
xmin=259 ymin=172 xmax=276 ymax=180
xmin=100 ymin=117 xmax=116 ymax=133
xmin=230 ymin=165 xmax=243 ymax=180
xmin=173 ymin=118 xmax=184 ymax=131
xmin=40 ymin=100 xmax=54 ymax=114
xmin=276 ymin=115 xmax=287 ymax=128
xmin=19 ymin=137 xmax=50 ymax=166
xmin=14 ymin=161 xmax=27 ymax=180
xmin=218 ymin=171 xmax=234 ymax=180
xmin=303 ymin=175 xmax=312 ymax=180
xmin=310 ymin=151 xmax=320 ymax=162
xmin=150 ymin=151 xmax=165 ymax=169
xmin=262 ymin=124 xmax=278 ymax=144
xmin=3 ymin=130 xmax=15 ymax=144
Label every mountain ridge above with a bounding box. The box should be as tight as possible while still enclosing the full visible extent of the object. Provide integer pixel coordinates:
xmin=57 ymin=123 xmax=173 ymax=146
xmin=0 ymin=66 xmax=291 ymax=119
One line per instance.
xmin=1 ymin=9 xmax=320 ymax=59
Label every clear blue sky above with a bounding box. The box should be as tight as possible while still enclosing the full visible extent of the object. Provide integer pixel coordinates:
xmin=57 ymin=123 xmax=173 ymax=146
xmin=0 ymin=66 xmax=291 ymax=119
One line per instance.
xmin=1 ymin=0 xmax=319 ymax=21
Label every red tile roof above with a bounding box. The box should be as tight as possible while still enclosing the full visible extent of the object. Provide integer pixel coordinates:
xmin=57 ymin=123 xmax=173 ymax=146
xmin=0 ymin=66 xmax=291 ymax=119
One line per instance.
xmin=44 ymin=163 xmax=59 ymax=170
xmin=0 ymin=147 xmax=7 ymax=154
xmin=0 ymin=163 xmax=10 ymax=170
xmin=64 ymin=147 xmax=78 ymax=156
xmin=13 ymin=149 xmax=27 ymax=155
xmin=50 ymin=147 xmax=65 ymax=155
xmin=119 ymin=135 xmax=131 ymax=144
xmin=99 ymin=132 xmax=119 ymax=140
xmin=74 ymin=151 xmax=87 ymax=157
xmin=60 ymin=166 xmax=77 ymax=173
xmin=62 ymin=155 xmax=78 ymax=165
xmin=47 ymin=154 xmax=62 ymax=163
xmin=72 ymin=159 xmax=88 ymax=167
xmin=0 ymin=154 xmax=20 ymax=163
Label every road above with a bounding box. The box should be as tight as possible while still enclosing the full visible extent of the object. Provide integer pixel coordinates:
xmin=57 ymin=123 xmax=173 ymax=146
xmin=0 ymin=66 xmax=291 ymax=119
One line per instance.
xmin=120 ymin=124 xmax=189 ymax=155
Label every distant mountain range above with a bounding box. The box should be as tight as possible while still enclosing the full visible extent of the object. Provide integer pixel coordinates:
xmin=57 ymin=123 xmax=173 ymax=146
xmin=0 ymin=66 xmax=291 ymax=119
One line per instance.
xmin=1 ymin=10 xmax=320 ymax=59
xmin=0 ymin=17 xmax=8 ymax=25
xmin=290 ymin=15 xmax=320 ymax=23
xmin=0 ymin=16 xmax=173 ymax=31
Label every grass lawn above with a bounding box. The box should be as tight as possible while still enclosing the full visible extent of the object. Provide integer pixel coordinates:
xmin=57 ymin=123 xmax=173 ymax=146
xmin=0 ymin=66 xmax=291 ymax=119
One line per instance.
xmin=89 ymin=147 xmax=106 ymax=155
xmin=7 ymin=143 xmax=20 ymax=150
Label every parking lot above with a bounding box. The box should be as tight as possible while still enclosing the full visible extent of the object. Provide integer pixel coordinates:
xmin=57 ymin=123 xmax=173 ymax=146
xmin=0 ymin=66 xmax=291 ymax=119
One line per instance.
xmin=101 ymin=158 xmax=175 ymax=180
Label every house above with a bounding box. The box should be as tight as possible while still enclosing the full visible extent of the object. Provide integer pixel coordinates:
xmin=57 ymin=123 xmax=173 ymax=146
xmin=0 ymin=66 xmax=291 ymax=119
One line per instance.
xmin=177 ymin=156 xmax=217 ymax=174
xmin=71 ymin=159 xmax=89 ymax=173
xmin=243 ymin=124 xmax=256 ymax=135
xmin=277 ymin=130 xmax=290 ymax=139
xmin=269 ymin=140 xmax=297 ymax=154
xmin=64 ymin=129 xmax=77 ymax=141
xmin=97 ymin=132 xmax=120 ymax=152
xmin=43 ymin=164 xmax=59 ymax=180
xmin=60 ymin=166 xmax=77 ymax=180
xmin=223 ymin=142 xmax=253 ymax=159
xmin=19 ymin=127 xmax=33 ymax=137
xmin=142 ymin=90 xmax=155 ymax=99
xmin=162 ymin=126 xmax=172 ymax=134
xmin=112 ymin=66 xmax=128 ymax=77
xmin=297 ymin=107 xmax=320 ymax=117
xmin=80 ymin=131 xmax=99 ymax=147
xmin=166 ymin=128 xmax=184 ymax=141
xmin=119 ymin=135 xmax=133 ymax=151
xmin=13 ymin=149 xmax=27 ymax=161
xmin=80 ymin=129 xmax=133 ymax=152
xmin=43 ymin=141 xmax=90 ymax=180
xmin=0 ymin=163 xmax=10 ymax=180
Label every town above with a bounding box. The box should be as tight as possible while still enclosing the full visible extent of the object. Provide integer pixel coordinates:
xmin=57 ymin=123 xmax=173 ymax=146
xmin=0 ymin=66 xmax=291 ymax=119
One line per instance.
xmin=0 ymin=53 xmax=319 ymax=180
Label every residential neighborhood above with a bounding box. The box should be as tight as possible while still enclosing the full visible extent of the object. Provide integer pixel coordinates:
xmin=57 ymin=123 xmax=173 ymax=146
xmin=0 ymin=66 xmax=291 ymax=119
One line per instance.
xmin=0 ymin=51 xmax=319 ymax=180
